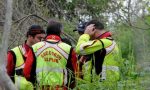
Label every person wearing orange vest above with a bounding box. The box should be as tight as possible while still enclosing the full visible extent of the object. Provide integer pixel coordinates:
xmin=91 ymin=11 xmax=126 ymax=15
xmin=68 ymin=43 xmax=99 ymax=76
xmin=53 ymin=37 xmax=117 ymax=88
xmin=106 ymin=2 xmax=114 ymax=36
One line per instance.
xmin=76 ymin=20 xmax=123 ymax=88
xmin=7 ymin=25 xmax=46 ymax=90
xmin=23 ymin=20 xmax=78 ymax=90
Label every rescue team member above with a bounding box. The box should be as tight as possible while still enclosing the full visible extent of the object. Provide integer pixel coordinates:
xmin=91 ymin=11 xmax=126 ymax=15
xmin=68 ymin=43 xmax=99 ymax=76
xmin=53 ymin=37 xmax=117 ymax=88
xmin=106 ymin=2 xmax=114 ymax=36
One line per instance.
xmin=75 ymin=20 xmax=122 ymax=84
xmin=23 ymin=20 xmax=78 ymax=90
xmin=7 ymin=25 xmax=46 ymax=90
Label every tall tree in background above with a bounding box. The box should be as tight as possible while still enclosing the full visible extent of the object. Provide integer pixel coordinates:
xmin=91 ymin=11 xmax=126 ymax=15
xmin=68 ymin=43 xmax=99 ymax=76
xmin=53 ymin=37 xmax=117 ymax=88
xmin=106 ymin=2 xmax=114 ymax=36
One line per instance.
xmin=0 ymin=0 xmax=17 ymax=89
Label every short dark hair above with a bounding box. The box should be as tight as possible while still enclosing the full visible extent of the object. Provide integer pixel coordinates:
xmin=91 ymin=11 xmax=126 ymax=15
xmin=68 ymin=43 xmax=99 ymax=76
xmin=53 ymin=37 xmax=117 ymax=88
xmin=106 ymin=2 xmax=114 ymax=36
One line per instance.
xmin=46 ymin=20 xmax=63 ymax=36
xmin=86 ymin=20 xmax=104 ymax=30
xmin=26 ymin=24 xmax=45 ymax=37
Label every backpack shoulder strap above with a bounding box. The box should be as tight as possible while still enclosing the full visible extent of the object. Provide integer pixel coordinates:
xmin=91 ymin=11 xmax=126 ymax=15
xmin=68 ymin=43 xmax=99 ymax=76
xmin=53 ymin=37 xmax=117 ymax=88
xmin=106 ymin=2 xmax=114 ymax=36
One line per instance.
xmin=99 ymin=39 xmax=104 ymax=48
xmin=94 ymin=40 xmax=106 ymax=75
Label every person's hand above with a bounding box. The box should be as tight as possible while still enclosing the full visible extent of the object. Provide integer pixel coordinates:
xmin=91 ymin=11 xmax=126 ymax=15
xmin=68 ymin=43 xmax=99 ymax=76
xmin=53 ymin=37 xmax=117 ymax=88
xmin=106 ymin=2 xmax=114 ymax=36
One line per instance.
xmin=84 ymin=24 xmax=95 ymax=37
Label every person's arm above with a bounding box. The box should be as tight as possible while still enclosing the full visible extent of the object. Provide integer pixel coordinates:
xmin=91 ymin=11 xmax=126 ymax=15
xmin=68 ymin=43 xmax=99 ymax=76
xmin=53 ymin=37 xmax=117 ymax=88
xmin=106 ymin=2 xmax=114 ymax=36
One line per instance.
xmin=66 ymin=48 xmax=78 ymax=89
xmin=23 ymin=48 xmax=35 ymax=81
xmin=76 ymin=34 xmax=112 ymax=55
xmin=7 ymin=51 xmax=16 ymax=82
xmin=71 ymin=49 xmax=78 ymax=74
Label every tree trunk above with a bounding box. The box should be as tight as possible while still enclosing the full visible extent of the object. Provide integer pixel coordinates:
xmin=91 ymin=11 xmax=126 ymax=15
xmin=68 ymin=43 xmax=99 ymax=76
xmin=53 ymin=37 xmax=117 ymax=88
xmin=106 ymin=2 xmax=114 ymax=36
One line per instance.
xmin=0 ymin=0 xmax=17 ymax=89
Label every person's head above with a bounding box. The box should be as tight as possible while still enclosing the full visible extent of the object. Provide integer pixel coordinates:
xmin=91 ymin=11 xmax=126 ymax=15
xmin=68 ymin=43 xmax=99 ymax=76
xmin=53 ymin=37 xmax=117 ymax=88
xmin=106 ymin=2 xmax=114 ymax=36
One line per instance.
xmin=46 ymin=20 xmax=63 ymax=36
xmin=74 ymin=21 xmax=87 ymax=35
xmin=26 ymin=24 xmax=46 ymax=46
xmin=85 ymin=19 xmax=105 ymax=39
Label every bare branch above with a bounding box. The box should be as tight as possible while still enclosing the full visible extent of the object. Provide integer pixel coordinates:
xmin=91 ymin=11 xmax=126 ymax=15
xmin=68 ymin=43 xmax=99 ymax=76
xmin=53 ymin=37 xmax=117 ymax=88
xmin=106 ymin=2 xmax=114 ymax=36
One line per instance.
xmin=9 ymin=14 xmax=77 ymax=49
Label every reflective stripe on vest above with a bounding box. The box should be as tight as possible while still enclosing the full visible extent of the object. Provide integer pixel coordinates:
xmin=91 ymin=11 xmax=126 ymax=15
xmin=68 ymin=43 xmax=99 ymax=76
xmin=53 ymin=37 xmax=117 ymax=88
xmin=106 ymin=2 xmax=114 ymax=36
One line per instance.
xmin=79 ymin=41 xmax=96 ymax=55
xmin=105 ymin=41 xmax=116 ymax=55
xmin=36 ymin=67 xmax=63 ymax=74
xmin=101 ymin=65 xmax=119 ymax=80
xmin=63 ymin=68 xmax=67 ymax=85
xmin=35 ymin=42 xmax=68 ymax=59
